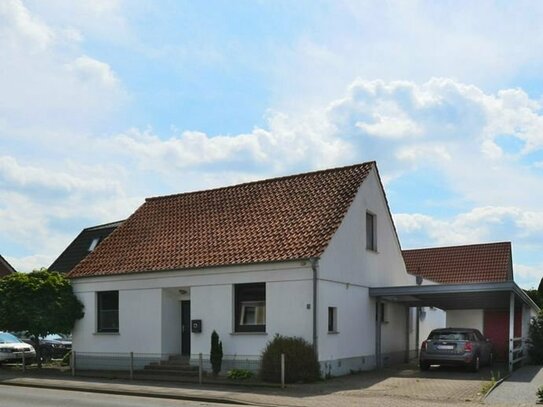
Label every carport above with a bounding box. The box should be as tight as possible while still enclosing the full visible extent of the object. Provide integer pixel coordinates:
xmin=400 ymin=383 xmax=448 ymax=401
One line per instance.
xmin=370 ymin=281 xmax=540 ymax=372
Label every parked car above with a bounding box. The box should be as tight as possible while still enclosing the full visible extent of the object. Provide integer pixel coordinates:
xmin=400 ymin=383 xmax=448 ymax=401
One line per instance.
xmin=0 ymin=332 xmax=36 ymax=365
xmin=14 ymin=333 xmax=72 ymax=362
xmin=419 ymin=328 xmax=493 ymax=372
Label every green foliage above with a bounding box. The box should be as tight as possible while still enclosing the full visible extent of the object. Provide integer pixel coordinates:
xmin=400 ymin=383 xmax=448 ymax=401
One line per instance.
xmin=529 ymin=310 xmax=543 ymax=364
xmin=0 ymin=270 xmax=84 ymax=367
xmin=537 ymin=385 xmax=543 ymax=403
xmin=525 ymin=289 xmax=543 ymax=308
xmin=226 ymin=368 xmax=254 ymax=380
xmin=260 ymin=334 xmax=321 ymax=383
xmin=210 ymin=330 xmax=223 ymax=375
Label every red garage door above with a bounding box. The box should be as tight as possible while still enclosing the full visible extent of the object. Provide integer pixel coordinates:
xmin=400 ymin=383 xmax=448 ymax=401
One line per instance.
xmin=483 ymin=310 xmax=521 ymax=361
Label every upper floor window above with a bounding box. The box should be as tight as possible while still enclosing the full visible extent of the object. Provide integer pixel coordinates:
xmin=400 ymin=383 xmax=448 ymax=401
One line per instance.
xmin=97 ymin=291 xmax=119 ymax=333
xmin=235 ymin=283 xmax=266 ymax=332
xmin=366 ymin=212 xmax=377 ymax=251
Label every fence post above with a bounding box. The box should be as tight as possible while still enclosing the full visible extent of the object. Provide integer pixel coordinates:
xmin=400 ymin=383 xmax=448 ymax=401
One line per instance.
xmin=22 ymin=350 xmax=26 ymax=373
xmin=130 ymin=352 xmax=134 ymax=380
xmin=71 ymin=351 xmax=76 ymax=377
xmin=198 ymin=353 xmax=203 ymax=385
xmin=281 ymin=353 xmax=285 ymax=389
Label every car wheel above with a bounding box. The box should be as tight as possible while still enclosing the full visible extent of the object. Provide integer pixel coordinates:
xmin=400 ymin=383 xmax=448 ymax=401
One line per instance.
xmin=420 ymin=361 xmax=430 ymax=371
xmin=469 ymin=354 xmax=480 ymax=372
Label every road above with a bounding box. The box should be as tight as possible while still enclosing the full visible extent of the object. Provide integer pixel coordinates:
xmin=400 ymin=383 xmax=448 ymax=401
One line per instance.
xmin=0 ymin=385 xmax=242 ymax=407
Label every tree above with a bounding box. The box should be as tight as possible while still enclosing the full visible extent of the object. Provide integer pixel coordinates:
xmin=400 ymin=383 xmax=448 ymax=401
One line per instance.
xmin=525 ymin=289 xmax=543 ymax=308
xmin=529 ymin=310 xmax=543 ymax=364
xmin=0 ymin=269 xmax=84 ymax=367
xmin=210 ymin=330 xmax=223 ymax=375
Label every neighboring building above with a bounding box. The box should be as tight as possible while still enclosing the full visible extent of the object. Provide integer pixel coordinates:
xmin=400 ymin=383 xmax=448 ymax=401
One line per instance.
xmin=49 ymin=221 xmax=124 ymax=274
xmin=403 ymin=242 xmax=527 ymax=361
xmin=0 ymin=254 xmax=16 ymax=277
xmin=68 ymin=162 xmax=418 ymax=375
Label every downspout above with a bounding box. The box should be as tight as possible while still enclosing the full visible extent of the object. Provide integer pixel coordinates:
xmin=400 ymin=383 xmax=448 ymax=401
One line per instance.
xmin=310 ymin=257 xmax=319 ymax=355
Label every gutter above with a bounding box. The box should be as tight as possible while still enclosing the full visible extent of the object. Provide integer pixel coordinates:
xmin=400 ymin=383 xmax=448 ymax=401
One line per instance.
xmin=310 ymin=257 xmax=319 ymax=355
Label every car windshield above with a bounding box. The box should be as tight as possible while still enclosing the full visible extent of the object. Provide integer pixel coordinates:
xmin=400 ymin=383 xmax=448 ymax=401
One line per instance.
xmin=43 ymin=334 xmax=71 ymax=341
xmin=0 ymin=332 xmax=22 ymax=344
xmin=429 ymin=331 xmax=470 ymax=341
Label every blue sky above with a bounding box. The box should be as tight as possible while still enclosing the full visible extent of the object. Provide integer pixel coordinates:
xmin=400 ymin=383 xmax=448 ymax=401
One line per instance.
xmin=0 ymin=0 xmax=542 ymax=288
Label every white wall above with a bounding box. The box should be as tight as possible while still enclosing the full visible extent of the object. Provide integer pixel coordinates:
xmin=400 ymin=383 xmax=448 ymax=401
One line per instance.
xmin=418 ymin=307 xmax=447 ymax=342
xmin=72 ymin=262 xmax=313 ymax=358
xmin=446 ymin=309 xmax=484 ymax=332
xmin=316 ymin=168 xmax=416 ymax=372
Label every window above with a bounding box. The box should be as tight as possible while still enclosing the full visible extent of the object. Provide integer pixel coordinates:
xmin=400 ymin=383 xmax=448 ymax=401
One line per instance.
xmin=235 ymin=283 xmax=266 ymax=332
xmin=97 ymin=291 xmax=119 ymax=333
xmin=328 ymin=307 xmax=337 ymax=332
xmin=366 ymin=212 xmax=377 ymax=251
xmin=88 ymin=237 xmax=101 ymax=252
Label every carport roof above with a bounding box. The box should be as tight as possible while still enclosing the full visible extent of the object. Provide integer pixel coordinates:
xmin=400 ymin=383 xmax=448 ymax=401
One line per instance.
xmin=369 ymin=281 xmax=540 ymax=311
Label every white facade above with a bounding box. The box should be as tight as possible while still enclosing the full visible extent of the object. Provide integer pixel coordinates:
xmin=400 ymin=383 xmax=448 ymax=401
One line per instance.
xmin=71 ymin=167 xmax=440 ymax=375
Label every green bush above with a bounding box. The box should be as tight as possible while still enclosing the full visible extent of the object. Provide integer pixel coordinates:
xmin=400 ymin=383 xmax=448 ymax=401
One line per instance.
xmin=227 ymin=368 xmax=254 ymax=380
xmin=210 ymin=330 xmax=223 ymax=375
xmin=528 ymin=310 xmax=543 ymax=364
xmin=260 ymin=335 xmax=321 ymax=383
xmin=537 ymin=386 xmax=543 ymax=403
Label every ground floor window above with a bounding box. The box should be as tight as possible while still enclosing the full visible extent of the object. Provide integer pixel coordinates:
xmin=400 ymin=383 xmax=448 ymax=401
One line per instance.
xmin=328 ymin=307 xmax=338 ymax=332
xmin=97 ymin=291 xmax=119 ymax=333
xmin=235 ymin=283 xmax=266 ymax=332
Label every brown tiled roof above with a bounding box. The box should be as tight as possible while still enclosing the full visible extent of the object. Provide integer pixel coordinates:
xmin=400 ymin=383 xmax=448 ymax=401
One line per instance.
xmin=402 ymin=242 xmax=513 ymax=284
xmin=69 ymin=162 xmax=375 ymax=278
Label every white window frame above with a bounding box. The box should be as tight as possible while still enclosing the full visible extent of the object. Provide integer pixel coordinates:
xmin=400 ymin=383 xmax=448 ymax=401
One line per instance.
xmin=239 ymin=301 xmax=266 ymax=326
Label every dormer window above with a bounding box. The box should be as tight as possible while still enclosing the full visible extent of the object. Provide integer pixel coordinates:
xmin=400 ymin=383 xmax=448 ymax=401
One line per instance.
xmin=89 ymin=237 xmax=101 ymax=252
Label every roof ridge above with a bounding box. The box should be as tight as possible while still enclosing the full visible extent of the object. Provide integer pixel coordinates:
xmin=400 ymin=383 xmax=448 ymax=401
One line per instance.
xmin=85 ymin=220 xmax=125 ymax=231
xmin=402 ymin=241 xmax=511 ymax=252
xmin=145 ymin=161 xmax=375 ymax=202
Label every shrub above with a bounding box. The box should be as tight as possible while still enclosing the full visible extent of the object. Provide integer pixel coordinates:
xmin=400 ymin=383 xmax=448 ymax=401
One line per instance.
xmin=528 ymin=310 xmax=543 ymax=364
xmin=260 ymin=335 xmax=320 ymax=383
xmin=210 ymin=330 xmax=223 ymax=375
xmin=227 ymin=368 xmax=254 ymax=380
xmin=537 ymin=386 xmax=543 ymax=403
xmin=61 ymin=351 xmax=71 ymax=366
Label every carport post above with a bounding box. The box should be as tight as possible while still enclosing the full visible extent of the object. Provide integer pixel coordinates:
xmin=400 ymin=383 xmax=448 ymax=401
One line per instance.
xmin=375 ymin=297 xmax=382 ymax=369
xmin=508 ymin=292 xmax=515 ymax=373
xmin=404 ymin=306 xmax=410 ymax=363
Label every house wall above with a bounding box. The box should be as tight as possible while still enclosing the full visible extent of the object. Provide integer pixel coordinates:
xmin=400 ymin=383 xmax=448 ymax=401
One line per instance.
xmin=446 ymin=310 xmax=484 ymax=331
xmin=71 ymin=262 xmax=314 ymax=369
xmin=317 ymin=168 xmax=417 ymax=375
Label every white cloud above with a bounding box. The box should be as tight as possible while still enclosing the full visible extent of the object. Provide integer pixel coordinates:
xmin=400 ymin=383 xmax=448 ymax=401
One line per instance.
xmin=66 ymin=55 xmax=119 ymax=88
xmin=514 ymin=264 xmax=543 ymax=290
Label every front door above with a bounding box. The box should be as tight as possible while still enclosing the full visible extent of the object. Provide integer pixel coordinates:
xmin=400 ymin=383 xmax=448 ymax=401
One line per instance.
xmin=181 ymin=301 xmax=191 ymax=356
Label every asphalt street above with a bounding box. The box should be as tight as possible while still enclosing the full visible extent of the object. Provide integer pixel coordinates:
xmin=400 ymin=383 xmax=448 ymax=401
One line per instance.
xmin=0 ymin=385 xmax=242 ymax=407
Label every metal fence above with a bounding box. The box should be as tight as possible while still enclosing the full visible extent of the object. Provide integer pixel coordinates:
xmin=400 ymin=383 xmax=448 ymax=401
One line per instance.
xmin=70 ymin=351 xmax=286 ymax=387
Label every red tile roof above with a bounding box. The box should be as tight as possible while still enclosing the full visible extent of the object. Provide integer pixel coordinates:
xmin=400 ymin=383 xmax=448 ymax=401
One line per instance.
xmin=402 ymin=242 xmax=513 ymax=284
xmin=69 ymin=162 xmax=375 ymax=278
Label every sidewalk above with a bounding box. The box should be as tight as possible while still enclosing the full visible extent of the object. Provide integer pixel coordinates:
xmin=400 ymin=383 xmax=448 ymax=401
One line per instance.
xmin=0 ymin=364 xmax=497 ymax=407
xmin=485 ymin=365 xmax=543 ymax=405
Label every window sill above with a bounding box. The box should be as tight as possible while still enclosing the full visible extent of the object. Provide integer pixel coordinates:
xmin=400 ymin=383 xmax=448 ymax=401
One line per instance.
xmin=366 ymin=248 xmax=379 ymax=254
xmin=327 ymin=331 xmax=340 ymax=335
xmin=230 ymin=332 xmax=268 ymax=336
xmin=93 ymin=332 xmax=120 ymax=335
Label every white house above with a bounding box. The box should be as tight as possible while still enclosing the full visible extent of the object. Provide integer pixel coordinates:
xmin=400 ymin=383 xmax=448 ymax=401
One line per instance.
xmin=69 ymin=162 xmax=424 ymax=375
xmin=67 ymin=161 xmax=538 ymax=376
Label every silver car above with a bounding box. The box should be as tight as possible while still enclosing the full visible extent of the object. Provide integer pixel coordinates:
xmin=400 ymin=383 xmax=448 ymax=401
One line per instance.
xmin=420 ymin=328 xmax=493 ymax=372
xmin=0 ymin=332 xmax=36 ymax=365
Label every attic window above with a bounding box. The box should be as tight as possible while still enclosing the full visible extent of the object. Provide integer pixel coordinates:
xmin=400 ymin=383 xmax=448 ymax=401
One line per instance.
xmin=89 ymin=237 xmax=101 ymax=252
xmin=366 ymin=212 xmax=377 ymax=251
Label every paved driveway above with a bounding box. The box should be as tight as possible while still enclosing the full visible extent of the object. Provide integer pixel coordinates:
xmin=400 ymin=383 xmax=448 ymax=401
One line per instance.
xmin=485 ymin=365 xmax=543 ymax=406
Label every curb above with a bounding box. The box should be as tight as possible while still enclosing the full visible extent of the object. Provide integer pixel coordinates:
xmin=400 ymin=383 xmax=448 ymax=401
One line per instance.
xmin=0 ymin=380 xmax=261 ymax=406
xmin=481 ymin=373 xmax=510 ymax=401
